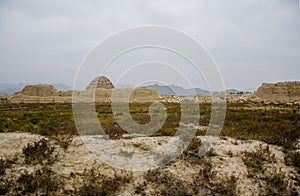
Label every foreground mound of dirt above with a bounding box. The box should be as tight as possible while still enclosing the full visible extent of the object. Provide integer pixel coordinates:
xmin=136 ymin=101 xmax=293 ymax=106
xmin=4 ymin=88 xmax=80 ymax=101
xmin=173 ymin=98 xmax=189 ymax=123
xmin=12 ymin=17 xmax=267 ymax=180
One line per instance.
xmin=0 ymin=132 xmax=299 ymax=195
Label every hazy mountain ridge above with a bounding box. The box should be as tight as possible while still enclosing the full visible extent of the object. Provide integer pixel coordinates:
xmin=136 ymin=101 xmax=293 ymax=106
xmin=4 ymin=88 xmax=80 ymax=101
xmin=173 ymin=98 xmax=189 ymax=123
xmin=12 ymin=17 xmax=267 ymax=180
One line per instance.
xmin=141 ymin=84 xmax=248 ymax=96
xmin=141 ymin=84 xmax=211 ymax=96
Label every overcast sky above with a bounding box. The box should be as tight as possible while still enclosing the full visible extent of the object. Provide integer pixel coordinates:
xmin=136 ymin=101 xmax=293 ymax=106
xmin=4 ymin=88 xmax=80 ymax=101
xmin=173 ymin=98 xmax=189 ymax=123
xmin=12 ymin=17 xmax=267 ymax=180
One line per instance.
xmin=0 ymin=0 xmax=299 ymax=90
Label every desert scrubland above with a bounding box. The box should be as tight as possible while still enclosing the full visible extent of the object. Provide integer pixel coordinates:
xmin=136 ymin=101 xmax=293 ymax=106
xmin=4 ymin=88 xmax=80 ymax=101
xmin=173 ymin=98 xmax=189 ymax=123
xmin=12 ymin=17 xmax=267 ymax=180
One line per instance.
xmin=0 ymin=81 xmax=299 ymax=195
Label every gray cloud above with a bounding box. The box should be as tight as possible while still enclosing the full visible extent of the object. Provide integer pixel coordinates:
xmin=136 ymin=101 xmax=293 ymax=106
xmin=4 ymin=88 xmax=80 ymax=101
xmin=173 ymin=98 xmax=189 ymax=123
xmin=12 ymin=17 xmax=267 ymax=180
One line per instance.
xmin=0 ymin=0 xmax=299 ymax=90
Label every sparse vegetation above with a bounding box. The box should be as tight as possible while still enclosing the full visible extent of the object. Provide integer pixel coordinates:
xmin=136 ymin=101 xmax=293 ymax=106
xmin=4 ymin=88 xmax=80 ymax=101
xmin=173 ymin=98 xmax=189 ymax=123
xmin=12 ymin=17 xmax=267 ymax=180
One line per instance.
xmin=221 ymin=104 xmax=300 ymax=149
xmin=284 ymin=150 xmax=300 ymax=171
xmin=242 ymin=144 xmax=275 ymax=177
xmin=242 ymin=145 xmax=297 ymax=195
xmin=0 ymin=102 xmax=299 ymax=149
xmin=212 ymin=175 xmax=238 ymax=195
xmin=50 ymin=133 xmax=73 ymax=150
xmin=144 ymin=157 xmax=238 ymax=195
xmin=180 ymin=137 xmax=202 ymax=162
xmin=107 ymin=124 xmax=124 ymax=139
xmin=22 ymin=138 xmax=55 ymax=165
xmin=16 ymin=166 xmax=61 ymax=195
xmin=0 ymin=159 xmax=9 ymax=176
xmin=76 ymin=167 xmax=133 ymax=195
xmin=207 ymin=148 xmax=217 ymax=157
xmin=134 ymin=181 xmax=147 ymax=195
xmin=263 ymin=168 xmax=294 ymax=196
xmin=144 ymin=169 xmax=194 ymax=195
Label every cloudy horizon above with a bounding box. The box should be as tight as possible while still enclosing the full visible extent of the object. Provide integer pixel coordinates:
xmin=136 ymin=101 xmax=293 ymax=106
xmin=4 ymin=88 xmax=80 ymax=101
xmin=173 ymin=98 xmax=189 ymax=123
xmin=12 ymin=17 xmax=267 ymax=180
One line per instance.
xmin=0 ymin=0 xmax=299 ymax=91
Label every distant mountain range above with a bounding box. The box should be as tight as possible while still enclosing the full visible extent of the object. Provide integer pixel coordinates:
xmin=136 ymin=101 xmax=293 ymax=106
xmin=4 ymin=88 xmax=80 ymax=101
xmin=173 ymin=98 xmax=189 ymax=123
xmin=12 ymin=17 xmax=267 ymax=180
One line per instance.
xmin=141 ymin=84 xmax=252 ymax=96
xmin=141 ymin=84 xmax=211 ymax=96
xmin=0 ymin=83 xmax=72 ymax=96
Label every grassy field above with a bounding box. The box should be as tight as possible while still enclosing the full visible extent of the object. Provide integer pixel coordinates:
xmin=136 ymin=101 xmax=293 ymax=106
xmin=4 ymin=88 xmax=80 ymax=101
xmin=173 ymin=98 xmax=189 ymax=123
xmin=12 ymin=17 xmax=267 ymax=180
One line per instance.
xmin=0 ymin=102 xmax=299 ymax=148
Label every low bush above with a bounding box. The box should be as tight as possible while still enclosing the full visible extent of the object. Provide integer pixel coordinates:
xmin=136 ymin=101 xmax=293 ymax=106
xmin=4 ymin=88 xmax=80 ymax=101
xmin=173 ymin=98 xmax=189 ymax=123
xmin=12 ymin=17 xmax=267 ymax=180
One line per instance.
xmin=16 ymin=167 xmax=61 ymax=195
xmin=180 ymin=137 xmax=202 ymax=162
xmin=212 ymin=176 xmax=237 ymax=196
xmin=134 ymin=181 xmax=147 ymax=195
xmin=0 ymin=159 xmax=8 ymax=176
xmin=284 ymin=150 xmax=300 ymax=171
xmin=263 ymin=168 xmax=293 ymax=195
xmin=144 ymin=169 xmax=194 ymax=196
xmin=242 ymin=144 xmax=275 ymax=177
xmin=76 ymin=167 xmax=133 ymax=195
xmin=22 ymin=138 xmax=55 ymax=165
xmin=50 ymin=134 xmax=73 ymax=150
xmin=107 ymin=124 xmax=124 ymax=139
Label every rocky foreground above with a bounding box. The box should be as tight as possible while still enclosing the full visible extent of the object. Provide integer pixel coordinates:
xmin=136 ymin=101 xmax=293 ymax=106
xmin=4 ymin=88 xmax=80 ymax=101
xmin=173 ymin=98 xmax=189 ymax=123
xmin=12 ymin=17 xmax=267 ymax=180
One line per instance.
xmin=0 ymin=132 xmax=299 ymax=195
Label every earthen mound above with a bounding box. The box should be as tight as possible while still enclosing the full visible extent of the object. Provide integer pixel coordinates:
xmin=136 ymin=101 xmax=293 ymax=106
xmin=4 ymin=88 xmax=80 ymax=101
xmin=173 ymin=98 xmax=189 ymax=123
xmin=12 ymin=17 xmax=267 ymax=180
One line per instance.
xmin=86 ymin=76 xmax=114 ymax=90
xmin=255 ymin=82 xmax=300 ymax=102
xmin=19 ymin=84 xmax=59 ymax=96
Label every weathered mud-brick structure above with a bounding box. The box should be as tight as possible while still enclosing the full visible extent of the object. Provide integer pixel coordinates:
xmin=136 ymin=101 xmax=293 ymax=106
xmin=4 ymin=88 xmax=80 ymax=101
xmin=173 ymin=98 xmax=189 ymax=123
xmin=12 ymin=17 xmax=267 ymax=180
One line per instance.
xmin=255 ymin=82 xmax=300 ymax=103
